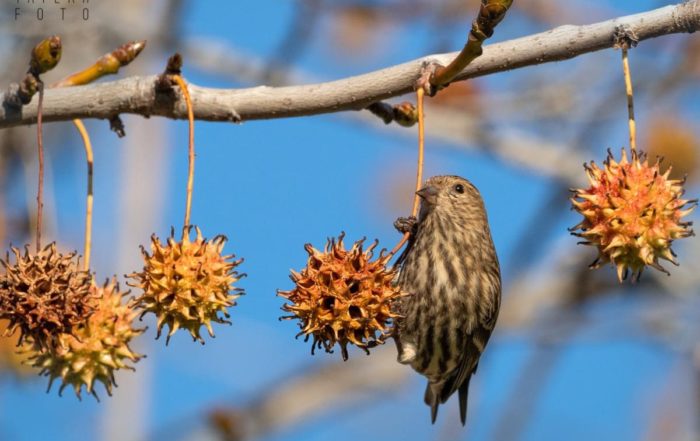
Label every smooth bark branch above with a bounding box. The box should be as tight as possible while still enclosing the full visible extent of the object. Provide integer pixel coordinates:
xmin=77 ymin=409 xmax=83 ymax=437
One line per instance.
xmin=1 ymin=1 xmax=698 ymax=128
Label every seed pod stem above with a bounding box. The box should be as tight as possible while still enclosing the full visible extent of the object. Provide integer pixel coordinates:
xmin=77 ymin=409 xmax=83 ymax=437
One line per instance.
xmin=35 ymin=82 xmax=44 ymax=253
xmin=388 ymin=86 xmax=425 ymax=258
xmin=172 ymin=74 xmax=196 ymax=229
xmin=72 ymin=119 xmax=93 ymax=271
xmin=621 ymin=48 xmax=636 ymax=152
xmin=52 ymin=41 xmax=147 ymax=269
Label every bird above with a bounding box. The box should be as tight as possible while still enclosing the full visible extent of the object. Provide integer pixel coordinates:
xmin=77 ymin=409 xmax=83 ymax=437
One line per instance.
xmin=393 ymin=175 xmax=501 ymax=425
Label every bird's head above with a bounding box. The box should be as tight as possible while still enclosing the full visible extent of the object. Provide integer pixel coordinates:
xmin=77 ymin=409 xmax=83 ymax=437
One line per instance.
xmin=416 ymin=175 xmax=486 ymax=219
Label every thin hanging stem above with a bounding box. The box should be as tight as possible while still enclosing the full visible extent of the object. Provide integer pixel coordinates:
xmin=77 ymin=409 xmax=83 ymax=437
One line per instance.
xmin=172 ymin=75 xmax=195 ymax=228
xmin=412 ymin=87 xmax=425 ymax=218
xmin=388 ymin=87 xmax=425 ymax=258
xmin=72 ymin=119 xmax=93 ymax=271
xmin=35 ymin=82 xmax=45 ymax=253
xmin=621 ymin=48 xmax=636 ymax=152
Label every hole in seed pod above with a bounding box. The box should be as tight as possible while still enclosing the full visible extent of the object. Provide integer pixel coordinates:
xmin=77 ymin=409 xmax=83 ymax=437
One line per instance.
xmin=319 ymin=272 xmax=332 ymax=287
xmin=322 ymin=296 xmax=335 ymax=310
xmin=349 ymin=305 xmax=362 ymax=319
xmin=610 ymin=218 xmax=623 ymax=228
xmin=309 ymin=258 xmax=321 ymax=270
xmin=35 ymin=280 xmax=49 ymax=293
xmin=348 ymin=281 xmax=359 ymax=294
xmin=162 ymin=293 xmax=176 ymax=305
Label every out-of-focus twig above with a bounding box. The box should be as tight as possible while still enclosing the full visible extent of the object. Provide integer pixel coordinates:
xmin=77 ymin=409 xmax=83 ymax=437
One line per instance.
xmin=642 ymin=356 xmax=697 ymax=441
xmin=197 ymin=348 xmax=409 ymax=441
xmin=52 ymin=40 xmax=146 ymax=88
xmin=263 ymin=0 xmax=323 ymax=85
xmin=491 ymin=332 xmax=571 ymax=441
xmin=431 ymin=0 xmax=513 ymax=88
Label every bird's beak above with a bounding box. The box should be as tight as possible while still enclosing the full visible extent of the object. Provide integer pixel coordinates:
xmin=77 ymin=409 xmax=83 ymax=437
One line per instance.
xmin=416 ymin=185 xmax=439 ymax=205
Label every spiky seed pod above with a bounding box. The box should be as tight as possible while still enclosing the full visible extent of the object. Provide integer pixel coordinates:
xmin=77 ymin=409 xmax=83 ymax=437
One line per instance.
xmin=129 ymin=226 xmax=244 ymax=344
xmin=571 ymin=148 xmax=697 ymax=282
xmin=0 ymin=243 xmax=96 ymax=351
xmin=278 ymin=233 xmax=404 ymax=360
xmin=25 ymin=279 xmax=144 ymax=400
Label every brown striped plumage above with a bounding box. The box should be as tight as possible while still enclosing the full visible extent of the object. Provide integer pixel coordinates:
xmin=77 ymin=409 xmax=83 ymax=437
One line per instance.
xmin=394 ymin=175 xmax=501 ymax=425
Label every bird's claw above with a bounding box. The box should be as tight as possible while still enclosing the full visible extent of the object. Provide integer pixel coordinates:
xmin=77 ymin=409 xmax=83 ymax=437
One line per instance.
xmin=394 ymin=216 xmax=417 ymax=234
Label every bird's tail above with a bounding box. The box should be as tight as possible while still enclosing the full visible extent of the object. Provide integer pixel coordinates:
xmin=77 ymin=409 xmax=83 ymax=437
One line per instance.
xmin=424 ymin=383 xmax=441 ymax=424
xmin=457 ymin=378 xmax=471 ymax=426
xmin=424 ymin=376 xmax=472 ymax=425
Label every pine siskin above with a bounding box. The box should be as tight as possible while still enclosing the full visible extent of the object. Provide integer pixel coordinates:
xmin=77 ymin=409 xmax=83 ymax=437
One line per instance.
xmin=394 ymin=175 xmax=501 ymax=425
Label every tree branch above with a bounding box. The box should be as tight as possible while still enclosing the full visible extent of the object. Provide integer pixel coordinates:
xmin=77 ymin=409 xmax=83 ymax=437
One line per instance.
xmin=1 ymin=1 xmax=698 ymax=128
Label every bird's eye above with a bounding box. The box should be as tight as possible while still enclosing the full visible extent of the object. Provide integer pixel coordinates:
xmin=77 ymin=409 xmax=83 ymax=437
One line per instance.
xmin=454 ymin=184 xmax=465 ymax=194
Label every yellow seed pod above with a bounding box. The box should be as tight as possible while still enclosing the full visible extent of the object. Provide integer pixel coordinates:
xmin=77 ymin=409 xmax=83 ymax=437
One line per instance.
xmin=129 ymin=226 xmax=244 ymax=344
xmin=279 ymin=233 xmax=404 ymax=360
xmin=571 ymin=148 xmax=697 ymax=281
xmin=25 ymin=279 xmax=144 ymax=399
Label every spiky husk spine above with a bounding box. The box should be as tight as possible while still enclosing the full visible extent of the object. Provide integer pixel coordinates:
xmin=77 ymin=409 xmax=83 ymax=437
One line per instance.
xmin=279 ymin=233 xmax=404 ymax=360
xmin=25 ymin=279 xmax=144 ymax=399
xmin=0 ymin=243 xmax=96 ymax=350
xmin=129 ymin=226 xmax=244 ymax=344
xmin=571 ymin=148 xmax=697 ymax=281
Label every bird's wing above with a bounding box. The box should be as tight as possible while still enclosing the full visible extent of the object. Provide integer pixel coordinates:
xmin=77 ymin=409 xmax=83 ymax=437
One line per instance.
xmin=394 ymin=232 xmax=416 ymax=269
xmin=439 ymin=324 xmax=493 ymax=424
xmin=439 ymin=325 xmax=492 ymax=403
xmin=439 ymin=283 xmax=500 ymax=423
